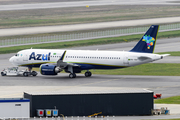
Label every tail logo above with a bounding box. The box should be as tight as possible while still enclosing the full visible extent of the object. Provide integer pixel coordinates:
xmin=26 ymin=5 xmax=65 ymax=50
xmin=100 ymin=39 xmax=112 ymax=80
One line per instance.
xmin=142 ymin=35 xmax=155 ymax=49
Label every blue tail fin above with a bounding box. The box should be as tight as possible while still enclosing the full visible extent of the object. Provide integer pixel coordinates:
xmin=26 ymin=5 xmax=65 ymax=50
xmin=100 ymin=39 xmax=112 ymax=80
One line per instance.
xmin=130 ymin=25 xmax=159 ymax=53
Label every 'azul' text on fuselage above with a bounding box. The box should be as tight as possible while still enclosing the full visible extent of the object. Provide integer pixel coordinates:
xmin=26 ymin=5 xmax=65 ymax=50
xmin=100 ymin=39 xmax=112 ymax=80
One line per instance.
xmin=29 ymin=52 xmax=51 ymax=61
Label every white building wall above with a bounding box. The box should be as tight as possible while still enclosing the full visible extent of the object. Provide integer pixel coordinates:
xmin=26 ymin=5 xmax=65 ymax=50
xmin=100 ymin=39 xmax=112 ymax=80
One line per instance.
xmin=0 ymin=102 xmax=29 ymax=118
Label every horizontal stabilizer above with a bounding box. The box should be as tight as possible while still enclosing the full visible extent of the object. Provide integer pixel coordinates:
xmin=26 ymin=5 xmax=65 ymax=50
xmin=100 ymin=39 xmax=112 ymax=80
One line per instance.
xmin=138 ymin=56 xmax=152 ymax=61
xmin=160 ymin=54 xmax=170 ymax=57
xmin=159 ymin=54 xmax=170 ymax=59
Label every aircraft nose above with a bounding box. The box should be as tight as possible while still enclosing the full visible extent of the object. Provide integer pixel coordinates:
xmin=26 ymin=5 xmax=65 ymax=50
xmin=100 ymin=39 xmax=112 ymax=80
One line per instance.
xmin=9 ymin=56 xmax=14 ymax=63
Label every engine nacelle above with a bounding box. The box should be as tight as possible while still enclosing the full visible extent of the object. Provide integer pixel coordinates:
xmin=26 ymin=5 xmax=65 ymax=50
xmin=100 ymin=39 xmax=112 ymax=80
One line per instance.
xmin=40 ymin=64 xmax=61 ymax=75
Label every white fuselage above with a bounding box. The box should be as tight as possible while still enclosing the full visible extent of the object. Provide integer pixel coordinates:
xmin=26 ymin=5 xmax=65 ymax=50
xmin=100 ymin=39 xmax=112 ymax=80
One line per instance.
xmin=9 ymin=49 xmax=64 ymax=67
xmin=9 ymin=49 xmax=162 ymax=69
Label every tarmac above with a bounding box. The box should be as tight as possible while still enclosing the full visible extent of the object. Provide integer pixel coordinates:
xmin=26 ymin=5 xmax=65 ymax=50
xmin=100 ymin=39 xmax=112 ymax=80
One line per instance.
xmin=0 ymin=38 xmax=180 ymax=119
xmin=0 ymin=0 xmax=180 ymax=11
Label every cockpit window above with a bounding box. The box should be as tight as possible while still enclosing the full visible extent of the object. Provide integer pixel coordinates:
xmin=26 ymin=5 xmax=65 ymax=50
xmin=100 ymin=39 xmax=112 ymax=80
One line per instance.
xmin=15 ymin=54 xmax=19 ymax=56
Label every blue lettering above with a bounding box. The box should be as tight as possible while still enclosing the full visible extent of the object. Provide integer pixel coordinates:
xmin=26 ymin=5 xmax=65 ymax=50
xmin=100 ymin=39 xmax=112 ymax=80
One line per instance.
xmin=42 ymin=54 xmax=47 ymax=61
xmin=29 ymin=52 xmax=51 ymax=61
xmin=37 ymin=54 xmax=42 ymax=60
xmin=29 ymin=52 xmax=36 ymax=60
xmin=48 ymin=52 xmax=51 ymax=60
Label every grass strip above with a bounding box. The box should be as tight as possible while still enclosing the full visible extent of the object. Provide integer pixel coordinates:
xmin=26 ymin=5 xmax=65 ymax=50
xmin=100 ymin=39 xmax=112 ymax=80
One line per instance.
xmin=90 ymin=63 xmax=180 ymax=76
xmin=1 ymin=5 xmax=180 ymax=29
xmin=154 ymin=96 xmax=180 ymax=104
xmin=158 ymin=118 xmax=180 ymax=120
xmin=0 ymin=30 xmax=180 ymax=54
xmin=32 ymin=63 xmax=180 ymax=76
xmin=157 ymin=118 xmax=180 ymax=120
xmin=157 ymin=51 xmax=180 ymax=56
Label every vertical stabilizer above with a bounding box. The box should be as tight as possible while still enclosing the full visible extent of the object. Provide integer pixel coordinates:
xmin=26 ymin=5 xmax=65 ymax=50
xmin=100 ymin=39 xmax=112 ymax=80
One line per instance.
xmin=130 ymin=25 xmax=159 ymax=53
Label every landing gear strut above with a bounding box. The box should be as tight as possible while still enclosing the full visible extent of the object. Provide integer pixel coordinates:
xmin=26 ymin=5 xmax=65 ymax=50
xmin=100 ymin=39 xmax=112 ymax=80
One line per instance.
xmin=23 ymin=67 xmax=38 ymax=77
xmin=85 ymin=71 xmax=92 ymax=77
xmin=31 ymin=71 xmax=38 ymax=76
xmin=69 ymin=73 xmax=76 ymax=78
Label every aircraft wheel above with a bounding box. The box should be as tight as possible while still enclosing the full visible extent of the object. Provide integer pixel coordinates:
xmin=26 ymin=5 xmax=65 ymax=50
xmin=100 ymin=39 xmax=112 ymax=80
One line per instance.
xmin=1 ymin=72 xmax=6 ymax=76
xmin=88 ymin=72 xmax=92 ymax=77
xmin=69 ymin=73 xmax=73 ymax=78
xmin=85 ymin=71 xmax=92 ymax=77
xmin=23 ymin=72 xmax=28 ymax=77
xmin=69 ymin=73 xmax=76 ymax=78
xmin=32 ymin=71 xmax=37 ymax=76
xmin=85 ymin=72 xmax=89 ymax=77
xmin=73 ymin=73 xmax=76 ymax=78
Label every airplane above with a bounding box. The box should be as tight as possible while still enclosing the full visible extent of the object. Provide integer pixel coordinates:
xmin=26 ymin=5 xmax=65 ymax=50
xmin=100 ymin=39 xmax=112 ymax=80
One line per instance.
xmin=9 ymin=25 xmax=169 ymax=78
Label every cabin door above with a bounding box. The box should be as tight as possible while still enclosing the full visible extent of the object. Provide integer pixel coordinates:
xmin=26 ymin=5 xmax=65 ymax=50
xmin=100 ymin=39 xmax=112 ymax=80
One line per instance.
xmin=123 ymin=53 xmax=129 ymax=65
xmin=23 ymin=52 xmax=28 ymax=61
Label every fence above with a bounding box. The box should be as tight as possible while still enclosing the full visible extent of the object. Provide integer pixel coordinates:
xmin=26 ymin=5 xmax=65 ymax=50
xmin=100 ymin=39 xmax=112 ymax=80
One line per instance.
xmin=1 ymin=23 xmax=180 ymax=47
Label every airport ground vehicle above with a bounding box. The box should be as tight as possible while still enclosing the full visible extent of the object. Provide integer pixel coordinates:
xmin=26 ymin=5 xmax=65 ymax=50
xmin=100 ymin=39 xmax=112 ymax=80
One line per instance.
xmin=1 ymin=67 xmax=37 ymax=77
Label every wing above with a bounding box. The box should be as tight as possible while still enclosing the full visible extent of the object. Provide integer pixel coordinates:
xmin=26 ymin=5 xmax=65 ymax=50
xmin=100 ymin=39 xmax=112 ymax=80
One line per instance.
xmin=57 ymin=50 xmax=80 ymax=68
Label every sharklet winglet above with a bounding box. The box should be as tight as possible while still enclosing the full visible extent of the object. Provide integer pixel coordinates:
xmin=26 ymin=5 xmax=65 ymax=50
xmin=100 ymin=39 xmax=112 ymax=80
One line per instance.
xmin=60 ymin=50 xmax=66 ymax=61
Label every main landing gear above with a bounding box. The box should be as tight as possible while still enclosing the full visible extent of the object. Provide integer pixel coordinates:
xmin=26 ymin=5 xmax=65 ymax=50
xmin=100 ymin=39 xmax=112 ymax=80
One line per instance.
xmin=68 ymin=71 xmax=92 ymax=78
xmin=69 ymin=73 xmax=76 ymax=78
xmin=85 ymin=71 xmax=92 ymax=77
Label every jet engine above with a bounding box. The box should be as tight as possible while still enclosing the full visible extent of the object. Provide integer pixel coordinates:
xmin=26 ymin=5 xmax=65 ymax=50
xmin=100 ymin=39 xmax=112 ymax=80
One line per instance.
xmin=40 ymin=64 xmax=62 ymax=75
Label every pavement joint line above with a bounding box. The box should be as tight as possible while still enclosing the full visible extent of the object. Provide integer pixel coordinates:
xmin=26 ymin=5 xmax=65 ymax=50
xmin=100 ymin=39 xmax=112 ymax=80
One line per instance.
xmin=40 ymin=79 xmax=121 ymax=92
xmin=154 ymin=85 xmax=180 ymax=89
xmin=36 ymin=77 xmax=127 ymax=92
xmin=74 ymin=77 xmax=126 ymax=87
